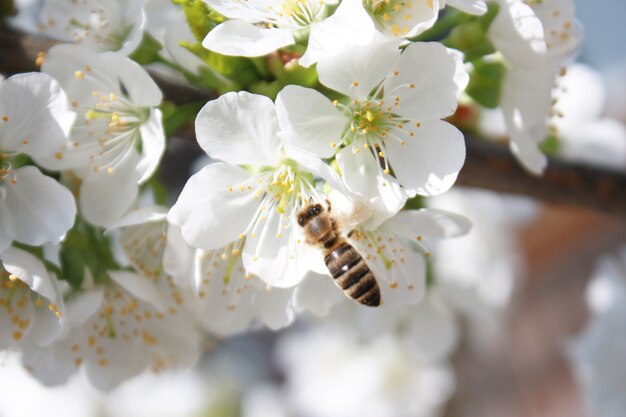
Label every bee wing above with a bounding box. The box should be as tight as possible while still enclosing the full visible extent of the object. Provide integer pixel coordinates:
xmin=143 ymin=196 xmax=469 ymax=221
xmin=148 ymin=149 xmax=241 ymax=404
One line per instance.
xmin=326 ymin=190 xmax=373 ymax=233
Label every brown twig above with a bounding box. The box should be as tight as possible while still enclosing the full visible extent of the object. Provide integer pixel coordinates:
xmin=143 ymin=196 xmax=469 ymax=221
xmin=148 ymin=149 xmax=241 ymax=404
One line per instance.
xmin=1 ymin=25 xmax=625 ymax=219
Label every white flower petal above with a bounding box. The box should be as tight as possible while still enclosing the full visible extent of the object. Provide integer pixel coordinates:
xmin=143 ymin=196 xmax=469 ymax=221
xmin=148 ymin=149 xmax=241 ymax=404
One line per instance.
xmin=293 ymin=271 xmax=344 ymax=316
xmin=0 ymin=73 xmax=74 ymax=157
xmin=162 ymin=224 xmax=195 ymax=289
xmin=299 ymin=0 xmax=375 ymax=67
xmin=196 ymin=91 xmax=282 ymax=166
xmin=27 ymin=298 xmax=64 ymax=346
xmin=317 ymin=34 xmax=401 ymax=99
xmin=445 ymin=0 xmax=487 ymax=15
xmin=375 ymin=0 xmax=440 ymax=39
xmin=405 ymin=293 xmax=459 ymax=361
xmin=0 ymin=247 xmax=59 ymax=302
xmin=168 ymin=163 xmax=259 ymax=250
xmin=193 ymin=248 xmax=256 ymax=336
xmin=336 ymin=144 xmax=407 ymax=217
xmin=242 ymin=211 xmax=310 ymax=288
xmin=65 ymin=289 xmax=104 ymax=328
xmin=0 ymin=223 xmax=11 ymax=252
xmin=276 ymin=85 xmax=349 ymax=158
xmin=352 ymin=230 xmax=427 ymax=306
xmin=385 ymin=42 xmax=465 ymax=121
xmin=100 ymin=52 xmax=163 ymax=107
xmin=109 ymin=270 xmax=168 ymax=312
xmin=109 ymin=205 xmax=167 ymax=230
xmin=202 ymin=19 xmax=294 ymax=57
xmin=285 ymin=146 xmax=348 ymax=196
xmin=255 ymin=285 xmax=296 ymax=330
xmin=164 ymin=16 xmax=213 ymax=76
xmin=384 ymin=209 xmax=472 ymax=240
xmin=384 ymin=120 xmax=465 ymax=196
xmin=0 ymin=166 xmax=76 ymax=246
xmin=21 ymin=343 xmax=76 ymax=387
xmin=136 ymin=108 xmax=166 ymax=183
xmin=79 ymin=149 xmax=140 ymax=227
xmin=202 ymin=0 xmax=268 ymax=22
xmin=489 ymin=0 xmax=547 ymax=64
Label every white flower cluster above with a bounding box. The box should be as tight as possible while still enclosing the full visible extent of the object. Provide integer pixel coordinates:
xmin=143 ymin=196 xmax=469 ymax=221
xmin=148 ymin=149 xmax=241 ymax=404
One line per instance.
xmin=1 ymin=0 xmax=582 ymax=393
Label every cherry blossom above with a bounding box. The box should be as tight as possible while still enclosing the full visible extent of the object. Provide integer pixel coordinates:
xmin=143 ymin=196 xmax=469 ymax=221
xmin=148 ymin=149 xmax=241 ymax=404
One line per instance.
xmin=169 ymin=91 xmax=330 ymax=288
xmin=277 ymin=36 xmax=467 ymax=212
xmin=0 ymin=73 xmax=76 ymax=250
xmin=0 ymin=247 xmax=65 ymax=349
xmin=38 ymin=0 xmax=146 ymax=55
xmin=39 ymin=45 xmax=165 ymax=227
xmin=488 ymin=0 xmax=582 ymax=174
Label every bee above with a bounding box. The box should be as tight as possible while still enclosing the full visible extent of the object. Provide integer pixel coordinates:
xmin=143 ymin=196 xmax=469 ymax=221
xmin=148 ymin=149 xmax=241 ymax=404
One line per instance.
xmin=297 ymin=202 xmax=381 ymax=307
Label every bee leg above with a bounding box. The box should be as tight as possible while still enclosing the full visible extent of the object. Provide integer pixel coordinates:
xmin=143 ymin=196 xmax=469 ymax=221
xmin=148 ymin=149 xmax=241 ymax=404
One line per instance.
xmin=347 ymin=230 xmax=361 ymax=240
xmin=325 ymin=198 xmax=332 ymax=212
xmin=330 ymin=217 xmax=338 ymax=232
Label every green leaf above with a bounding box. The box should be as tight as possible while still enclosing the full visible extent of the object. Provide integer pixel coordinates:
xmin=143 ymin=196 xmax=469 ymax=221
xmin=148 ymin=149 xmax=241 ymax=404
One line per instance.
xmin=442 ymin=3 xmax=499 ymax=62
xmin=161 ymin=100 xmax=204 ymax=136
xmin=539 ymin=135 xmax=560 ymax=155
xmin=173 ymin=0 xmax=221 ymax=41
xmin=403 ymin=195 xmax=426 ymax=211
xmin=59 ymin=219 xmax=120 ymax=288
xmin=466 ymin=60 xmax=505 ymax=108
xmin=129 ymin=33 xmax=163 ymax=65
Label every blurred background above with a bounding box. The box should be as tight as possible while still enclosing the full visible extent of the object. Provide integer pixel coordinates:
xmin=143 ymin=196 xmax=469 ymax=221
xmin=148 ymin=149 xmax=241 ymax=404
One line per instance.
xmin=1 ymin=0 xmax=625 ymax=416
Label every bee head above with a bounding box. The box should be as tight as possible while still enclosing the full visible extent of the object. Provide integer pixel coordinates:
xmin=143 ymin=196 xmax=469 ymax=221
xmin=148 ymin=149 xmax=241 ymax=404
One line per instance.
xmin=297 ymin=203 xmax=324 ymax=227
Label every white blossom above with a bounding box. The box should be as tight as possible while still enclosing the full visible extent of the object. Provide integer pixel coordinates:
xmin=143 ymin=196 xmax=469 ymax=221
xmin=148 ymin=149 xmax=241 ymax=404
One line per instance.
xmin=0 ymin=73 xmax=76 ymax=250
xmin=202 ymin=0 xmax=375 ymax=67
xmin=169 ymin=91 xmax=330 ymax=288
xmin=38 ymin=0 xmax=146 ymax=55
xmin=164 ymin=224 xmax=296 ymax=337
xmin=39 ymin=44 xmax=165 ymax=228
xmin=489 ymin=0 xmax=582 ymax=174
xmin=551 ymin=64 xmax=626 ymax=170
xmin=277 ymin=307 xmax=457 ymax=417
xmin=441 ymin=0 xmax=487 ymax=15
xmin=277 ymin=36 xmax=467 ymax=213
xmin=0 ymin=247 xmax=65 ymax=349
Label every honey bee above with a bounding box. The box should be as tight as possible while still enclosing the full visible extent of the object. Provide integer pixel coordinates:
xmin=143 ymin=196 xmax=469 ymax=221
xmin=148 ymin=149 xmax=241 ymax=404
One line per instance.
xmin=297 ymin=202 xmax=381 ymax=307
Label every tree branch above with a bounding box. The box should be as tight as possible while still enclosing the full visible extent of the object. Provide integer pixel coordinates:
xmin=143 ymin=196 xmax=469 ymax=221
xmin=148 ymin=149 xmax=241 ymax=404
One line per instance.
xmin=1 ymin=25 xmax=625 ymax=218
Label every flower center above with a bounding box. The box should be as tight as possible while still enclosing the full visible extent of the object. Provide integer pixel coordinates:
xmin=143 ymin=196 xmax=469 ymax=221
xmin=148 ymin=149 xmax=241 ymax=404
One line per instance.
xmin=363 ymin=0 xmax=418 ymax=36
xmin=122 ymin=220 xmax=168 ymax=280
xmin=64 ymin=7 xmax=134 ymax=51
xmin=54 ymin=66 xmax=149 ymax=174
xmin=268 ymin=0 xmax=333 ymax=34
xmin=226 ymin=160 xmax=319 ymax=256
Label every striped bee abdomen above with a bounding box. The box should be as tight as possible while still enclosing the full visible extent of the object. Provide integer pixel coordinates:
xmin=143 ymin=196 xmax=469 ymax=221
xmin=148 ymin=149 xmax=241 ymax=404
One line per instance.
xmin=324 ymin=241 xmax=381 ymax=307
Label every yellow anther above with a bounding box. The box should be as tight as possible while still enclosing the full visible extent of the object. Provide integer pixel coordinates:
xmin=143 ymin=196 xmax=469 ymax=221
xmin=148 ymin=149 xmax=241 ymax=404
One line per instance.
xmin=74 ymin=70 xmax=84 ymax=79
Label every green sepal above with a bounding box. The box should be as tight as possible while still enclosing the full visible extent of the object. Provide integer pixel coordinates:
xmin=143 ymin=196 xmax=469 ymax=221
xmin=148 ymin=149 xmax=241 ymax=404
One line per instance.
xmin=539 ymin=135 xmax=560 ymax=156
xmin=443 ymin=3 xmax=499 ymax=62
xmin=403 ymin=195 xmax=426 ymax=211
xmin=466 ymin=59 xmax=505 ymax=108
xmin=173 ymin=0 xmax=222 ymax=41
xmin=59 ymin=219 xmax=120 ymax=289
xmin=129 ymin=33 xmax=164 ymax=65
xmin=161 ymin=100 xmax=204 ymax=136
